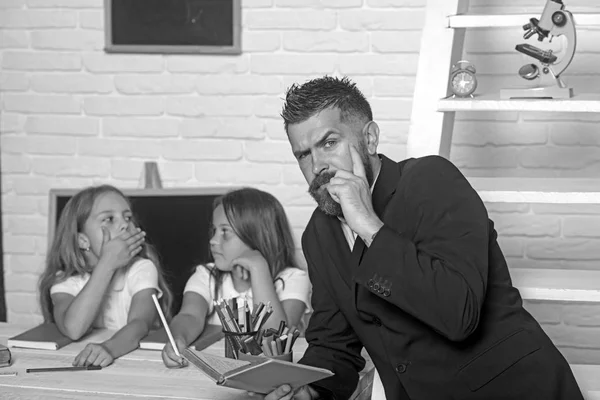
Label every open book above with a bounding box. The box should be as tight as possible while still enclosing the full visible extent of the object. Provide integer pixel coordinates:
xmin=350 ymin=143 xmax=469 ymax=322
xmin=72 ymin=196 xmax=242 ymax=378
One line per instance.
xmin=140 ymin=324 xmax=224 ymax=351
xmin=7 ymin=323 xmax=73 ymax=350
xmin=183 ymin=348 xmax=334 ymax=394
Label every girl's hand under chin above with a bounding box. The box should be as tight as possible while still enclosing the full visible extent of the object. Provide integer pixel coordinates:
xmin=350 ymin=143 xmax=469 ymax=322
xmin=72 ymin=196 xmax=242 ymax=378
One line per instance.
xmin=231 ymin=249 xmax=270 ymax=282
xmin=232 ymin=264 xmax=250 ymax=282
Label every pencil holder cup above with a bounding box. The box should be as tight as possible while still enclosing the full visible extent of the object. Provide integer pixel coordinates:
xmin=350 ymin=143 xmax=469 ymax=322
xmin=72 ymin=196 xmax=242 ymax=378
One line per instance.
xmin=223 ymin=330 xmax=259 ymax=359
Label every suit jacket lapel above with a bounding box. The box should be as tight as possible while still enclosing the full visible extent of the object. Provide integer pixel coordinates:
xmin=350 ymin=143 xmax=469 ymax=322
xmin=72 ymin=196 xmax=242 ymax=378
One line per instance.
xmin=316 ymin=212 xmax=354 ymax=290
xmin=351 ymin=154 xmax=400 ymax=267
xmin=371 ymin=154 xmax=401 ymax=218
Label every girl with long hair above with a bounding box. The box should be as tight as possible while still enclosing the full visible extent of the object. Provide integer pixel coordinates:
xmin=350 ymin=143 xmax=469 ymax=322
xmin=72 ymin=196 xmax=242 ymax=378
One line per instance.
xmin=38 ymin=184 xmax=173 ymax=367
xmin=161 ymin=187 xmax=311 ymax=368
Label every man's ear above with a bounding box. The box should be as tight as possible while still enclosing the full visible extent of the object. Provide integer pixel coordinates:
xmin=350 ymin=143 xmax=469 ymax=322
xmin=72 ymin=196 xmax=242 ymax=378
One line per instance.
xmin=363 ymin=121 xmax=380 ymax=156
xmin=77 ymin=233 xmax=90 ymax=250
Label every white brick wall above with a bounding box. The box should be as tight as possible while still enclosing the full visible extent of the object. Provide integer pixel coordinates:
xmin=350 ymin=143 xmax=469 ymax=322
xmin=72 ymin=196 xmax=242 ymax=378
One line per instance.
xmin=2 ymin=0 xmax=600 ymax=364
xmin=0 ymin=0 xmax=411 ymax=325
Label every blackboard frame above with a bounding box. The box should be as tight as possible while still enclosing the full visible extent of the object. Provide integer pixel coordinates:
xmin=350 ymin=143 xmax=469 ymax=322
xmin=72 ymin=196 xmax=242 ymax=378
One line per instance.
xmin=104 ymin=0 xmax=242 ymax=55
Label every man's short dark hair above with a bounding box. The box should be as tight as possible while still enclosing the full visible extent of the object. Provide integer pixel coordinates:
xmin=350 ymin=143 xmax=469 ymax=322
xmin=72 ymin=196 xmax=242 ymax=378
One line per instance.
xmin=281 ymin=76 xmax=373 ymax=133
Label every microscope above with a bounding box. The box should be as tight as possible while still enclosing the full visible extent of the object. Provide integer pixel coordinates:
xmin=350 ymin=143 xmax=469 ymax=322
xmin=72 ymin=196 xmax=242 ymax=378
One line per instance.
xmin=500 ymin=0 xmax=576 ymax=99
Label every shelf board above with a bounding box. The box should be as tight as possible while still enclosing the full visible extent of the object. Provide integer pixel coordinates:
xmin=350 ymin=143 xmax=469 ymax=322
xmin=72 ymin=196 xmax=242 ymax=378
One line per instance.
xmin=572 ymin=364 xmax=600 ymax=395
xmin=468 ymin=177 xmax=600 ymax=204
xmin=438 ymin=93 xmax=600 ymax=113
xmin=447 ymin=13 xmax=600 ymax=28
xmin=511 ymin=268 xmax=600 ymax=302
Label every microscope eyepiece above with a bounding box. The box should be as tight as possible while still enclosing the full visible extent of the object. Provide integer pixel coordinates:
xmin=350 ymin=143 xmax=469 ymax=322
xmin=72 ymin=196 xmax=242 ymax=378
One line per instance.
xmin=552 ymin=11 xmax=567 ymax=27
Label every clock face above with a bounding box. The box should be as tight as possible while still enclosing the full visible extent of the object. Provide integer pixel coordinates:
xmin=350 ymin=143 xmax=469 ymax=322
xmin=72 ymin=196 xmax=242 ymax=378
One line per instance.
xmin=451 ymin=71 xmax=477 ymax=96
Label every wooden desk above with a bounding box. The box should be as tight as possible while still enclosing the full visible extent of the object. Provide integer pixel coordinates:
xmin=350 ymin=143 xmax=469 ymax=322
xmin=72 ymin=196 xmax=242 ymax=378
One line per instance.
xmin=0 ymin=323 xmax=374 ymax=400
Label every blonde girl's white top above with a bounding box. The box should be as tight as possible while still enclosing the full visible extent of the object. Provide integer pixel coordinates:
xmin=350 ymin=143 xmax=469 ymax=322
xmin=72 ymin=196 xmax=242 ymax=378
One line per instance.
xmin=184 ymin=263 xmax=312 ymax=327
xmin=50 ymin=258 xmax=163 ymax=331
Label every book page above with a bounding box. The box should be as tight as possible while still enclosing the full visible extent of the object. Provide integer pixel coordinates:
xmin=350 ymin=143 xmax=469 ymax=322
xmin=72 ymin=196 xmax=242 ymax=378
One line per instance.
xmin=192 ymin=351 xmax=251 ymax=376
xmin=223 ymin=358 xmax=334 ymax=394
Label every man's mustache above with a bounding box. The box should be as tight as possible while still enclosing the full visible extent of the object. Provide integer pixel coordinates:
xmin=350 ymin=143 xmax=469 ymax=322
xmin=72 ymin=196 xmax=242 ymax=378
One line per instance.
xmin=308 ymin=171 xmax=336 ymax=194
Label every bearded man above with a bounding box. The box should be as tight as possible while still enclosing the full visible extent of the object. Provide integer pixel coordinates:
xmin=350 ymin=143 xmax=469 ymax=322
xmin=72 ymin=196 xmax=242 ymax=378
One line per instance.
xmin=264 ymin=76 xmax=583 ymax=400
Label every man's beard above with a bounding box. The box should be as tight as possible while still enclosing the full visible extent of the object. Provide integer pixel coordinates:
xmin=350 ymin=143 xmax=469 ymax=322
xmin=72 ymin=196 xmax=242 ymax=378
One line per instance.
xmin=308 ymin=145 xmax=374 ymax=218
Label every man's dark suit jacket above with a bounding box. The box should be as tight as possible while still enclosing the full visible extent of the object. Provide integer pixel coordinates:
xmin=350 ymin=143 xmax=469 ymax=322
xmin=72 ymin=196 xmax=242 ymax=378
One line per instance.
xmin=298 ymin=154 xmax=583 ymax=400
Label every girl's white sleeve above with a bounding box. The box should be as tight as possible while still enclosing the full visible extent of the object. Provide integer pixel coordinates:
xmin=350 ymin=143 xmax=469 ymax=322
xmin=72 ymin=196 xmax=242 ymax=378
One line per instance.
xmin=128 ymin=258 xmax=162 ymax=298
xmin=50 ymin=274 xmax=87 ymax=297
xmin=184 ymin=265 xmax=215 ymax=314
xmin=275 ymin=268 xmax=312 ymax=312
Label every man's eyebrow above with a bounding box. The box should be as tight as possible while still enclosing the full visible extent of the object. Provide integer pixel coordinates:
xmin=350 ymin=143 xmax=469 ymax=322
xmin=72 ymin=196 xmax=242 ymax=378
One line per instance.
xmin=293 ymin=131 xmax=336 ymax=159
xmin=314 ymin=131 xmax=336 ymax=148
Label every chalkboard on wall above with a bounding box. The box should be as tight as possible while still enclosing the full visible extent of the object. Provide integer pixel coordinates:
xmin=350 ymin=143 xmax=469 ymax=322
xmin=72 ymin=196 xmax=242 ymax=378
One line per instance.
xmin=104 ymin=0 xmax=241 ymax=54
xmin=49 ymin=187 xmax=234 ymax=315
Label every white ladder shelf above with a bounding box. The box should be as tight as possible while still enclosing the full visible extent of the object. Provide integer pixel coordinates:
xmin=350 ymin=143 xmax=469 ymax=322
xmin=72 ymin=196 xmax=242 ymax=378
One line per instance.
xmin=407 ymin=5 xmax=600 ymax=385
xmin=408 ymin=0 xmax=600 ymax=160
xmin=439 ymin=93 xmax=600 ymax=113
xmin=447 ymin=13 xmax=600 ymax=28
xmin=408 ymin=0 xmax=600 ymax=204
xmin=470 ymin=177 xmax=600 ymax=204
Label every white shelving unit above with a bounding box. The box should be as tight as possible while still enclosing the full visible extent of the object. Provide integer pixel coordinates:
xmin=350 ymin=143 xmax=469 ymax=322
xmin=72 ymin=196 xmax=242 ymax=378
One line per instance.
xmin=447 ymin=13 xmax=600 ymax=28
xmin=572 ymin=364 xmax=600 ymax=400
xmin=408 ymin=5 xmax=600 ymax=393
xmin=512 ymin=268 xmax=600 ymax=302
xmin=439 ymin=93 xmax=600 ymax=113
xmin=407 ymin=0 xmax=600 ymax=207
xmin=408 ymin=0 xmax=600 ymax=162
xmin=469 ymin=177 xmax=600 ymax=203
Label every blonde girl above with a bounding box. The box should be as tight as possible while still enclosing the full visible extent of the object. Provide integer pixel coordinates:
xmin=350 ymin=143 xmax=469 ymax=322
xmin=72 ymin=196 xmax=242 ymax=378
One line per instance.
xmin=39 ymin=184 xmax=173 ymax=367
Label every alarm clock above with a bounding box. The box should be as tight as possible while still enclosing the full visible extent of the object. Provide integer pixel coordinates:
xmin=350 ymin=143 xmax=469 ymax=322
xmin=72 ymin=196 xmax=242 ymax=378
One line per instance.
xmin=449 ymin=60 xmax=477 ymax=98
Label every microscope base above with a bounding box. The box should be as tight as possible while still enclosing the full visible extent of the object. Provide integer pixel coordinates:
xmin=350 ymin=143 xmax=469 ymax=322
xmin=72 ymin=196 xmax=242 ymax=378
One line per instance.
xmin=500 ymin=86 xmax=574 ymax=100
